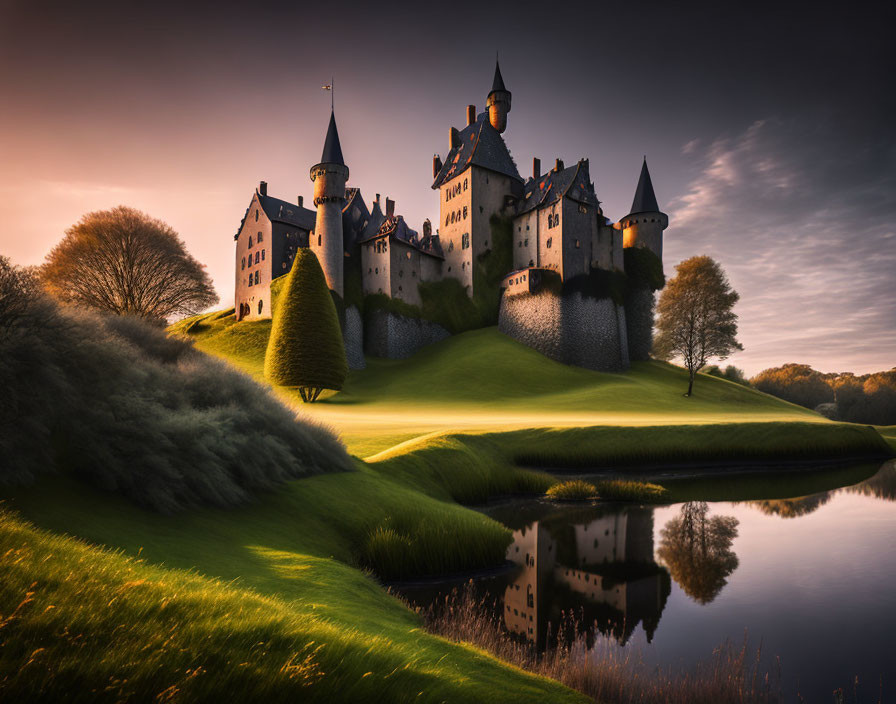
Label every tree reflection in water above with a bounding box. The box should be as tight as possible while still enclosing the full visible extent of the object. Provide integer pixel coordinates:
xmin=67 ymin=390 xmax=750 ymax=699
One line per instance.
xmin=658 ymin=502 xmax=739 ymax=605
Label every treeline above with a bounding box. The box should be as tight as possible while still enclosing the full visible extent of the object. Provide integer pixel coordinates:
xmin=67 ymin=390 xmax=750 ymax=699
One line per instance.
xmin=702 ymin=362 xmax=896 ymax=425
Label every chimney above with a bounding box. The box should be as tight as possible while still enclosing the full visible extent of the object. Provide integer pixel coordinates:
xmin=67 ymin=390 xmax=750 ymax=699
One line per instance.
xmin=449 ymin=127 xmax=459 ymax=150
xmin=433 ymin=154 xmax=443 ymax=179
xmin=423 ymin=219 xmax=432 ymax=238
xmin=466 ymin=104 xmax=476 ymax=126
xmin=259 ymin=180 xmax=267 ymax=196
xmin=297 ymin=195 xmax=303 ymax=208
xmin=386 ymin=198 xmax=395 ymax=218
xmin=532 ymin=157 xmax=541 ymax=180
xmin=375 ymin=193 xmax=381 ymax=206
xmin=554 ymin=158 xmax=564 ymax=172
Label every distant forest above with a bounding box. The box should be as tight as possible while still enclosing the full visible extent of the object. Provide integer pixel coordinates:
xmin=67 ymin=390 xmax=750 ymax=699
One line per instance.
xmin=703 ymin=363 xmax=896 ymax=426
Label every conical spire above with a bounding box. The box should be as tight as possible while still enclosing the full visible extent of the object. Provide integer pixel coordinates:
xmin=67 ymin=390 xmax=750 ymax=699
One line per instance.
xmin=629 ymin=158 xmax=660 ymax=214
xmin=320 ymin=110 xmax=345 ymax=166
xmin=490 ymin=58 xmax=506 ymax=95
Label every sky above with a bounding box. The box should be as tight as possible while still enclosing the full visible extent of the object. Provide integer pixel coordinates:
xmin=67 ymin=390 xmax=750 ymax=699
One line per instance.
xmin=0 ymin=0 xmax=893 ymax=376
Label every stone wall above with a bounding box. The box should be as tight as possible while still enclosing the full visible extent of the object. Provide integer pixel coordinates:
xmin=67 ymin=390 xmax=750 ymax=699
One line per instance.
xmin=624 ymin=287 xmax=655 ymax=361
xmin=364 ymin=309 xmax=451 ymax=360
xmin=498 ymin=291 xmax=629 ymax=371
xmin=343 ymin=304 xmax=366 ymax=370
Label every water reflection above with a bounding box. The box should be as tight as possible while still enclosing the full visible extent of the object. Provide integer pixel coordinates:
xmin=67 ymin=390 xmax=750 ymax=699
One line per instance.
xmin=657 ymin=502 xmax=739 ymax=604
xmin=502 ymin=507 xmax=670 ymax=648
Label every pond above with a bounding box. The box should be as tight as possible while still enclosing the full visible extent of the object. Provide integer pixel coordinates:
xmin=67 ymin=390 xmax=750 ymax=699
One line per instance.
xmin=396 ymin=460 xmax=896 ymax=701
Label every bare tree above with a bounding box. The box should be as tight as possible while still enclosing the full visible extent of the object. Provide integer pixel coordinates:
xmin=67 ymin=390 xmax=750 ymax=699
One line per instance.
xmin=653 ymin=255 xmax=742 ymax=396
xmin=42 ymin=206 xmax=218 ymax=322
xmin=0 ymin=255 xmax=43 ymax=333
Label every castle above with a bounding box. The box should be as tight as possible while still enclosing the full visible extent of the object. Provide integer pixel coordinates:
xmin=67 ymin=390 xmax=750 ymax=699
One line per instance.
xmin=234 ymin=60 xmax=668 ymax=370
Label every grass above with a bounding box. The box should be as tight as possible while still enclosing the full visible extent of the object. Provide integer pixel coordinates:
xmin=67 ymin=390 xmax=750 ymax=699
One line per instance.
xmin=3 ymin=313 xmax=888 ymax=701
xmin=593 ymin=480 xmax=669 ymax=502
xmin=0 ymin=509 xmax=584 ymax=704
xmin=546 ymin=480 xmax=596 ymax=501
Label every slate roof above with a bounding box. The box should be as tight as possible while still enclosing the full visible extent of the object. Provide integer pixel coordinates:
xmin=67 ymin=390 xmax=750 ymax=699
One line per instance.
xmin=342 ymin=188 xmax=370 ymax=247
xmin=258 ymin=192 xmax=316 ymax=230
xmin=490 ymin=59 xmax=507 ymax=95
xmin=358 ymin=215 xmax=444 ymax=259
xmin=320 ymin=110 xmax=345 ymax=166
xmin=628 ymin=158 xmax=660 ymax=215
xmin=432 ymin=113 xmax=522 ymax=189
xmin=516 ymin=160 xmax=600 ymax=215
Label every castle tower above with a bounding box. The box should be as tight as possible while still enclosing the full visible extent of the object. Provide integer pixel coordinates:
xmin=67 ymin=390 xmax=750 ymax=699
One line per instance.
xmin=310 ymin=110 xmax=349 ymax=296
xmin=486 ymin=58 xmax=511 ymax=134
xmin=621 ymin=158 xmax=668 ymax=262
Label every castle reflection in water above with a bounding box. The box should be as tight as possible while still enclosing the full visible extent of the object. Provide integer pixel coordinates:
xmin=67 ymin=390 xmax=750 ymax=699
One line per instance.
xmin=502 ymin=507 xmax=671 ymax=648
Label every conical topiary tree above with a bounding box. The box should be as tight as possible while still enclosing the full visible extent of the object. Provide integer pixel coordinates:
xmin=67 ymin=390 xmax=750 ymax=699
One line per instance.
xmin=264 ymin=249 xmax=347 ymax=402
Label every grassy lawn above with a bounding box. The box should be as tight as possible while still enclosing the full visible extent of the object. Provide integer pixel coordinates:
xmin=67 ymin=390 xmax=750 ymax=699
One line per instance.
xmin=2 ymin=312 xmax=888 ymax=702
xmin=170 ymin=312 xmax=838 ymax=458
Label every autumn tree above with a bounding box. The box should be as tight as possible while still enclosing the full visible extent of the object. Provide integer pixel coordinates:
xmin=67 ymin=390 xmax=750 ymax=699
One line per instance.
xmin=750 ymin=363 xmax=834 ymax=409
xmin=264 ymin=249 xmax=347 ymax=402
xmin=653 ymin=256 xmax=743 ymax=396
xmin=42 ymin=206 xmax=217 ymax=322
xmin=0 ymin=255 xmax=44 ymax=333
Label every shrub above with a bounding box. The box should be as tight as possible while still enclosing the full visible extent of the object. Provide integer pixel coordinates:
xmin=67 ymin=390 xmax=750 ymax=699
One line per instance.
xmin=624 ymin=246 xmax=666 ymax=292
xmin=0 ymin=289 xmax=352 ymax=512
xmin=546 ymin=480 xmax=596 ymax=501
xmin=264 ymin=249 xmax=347 ymax=401
xmin=703 ymin=364 xmax=750 ymax=387
xmin=594 ymin=480 xmax=669 ymax=503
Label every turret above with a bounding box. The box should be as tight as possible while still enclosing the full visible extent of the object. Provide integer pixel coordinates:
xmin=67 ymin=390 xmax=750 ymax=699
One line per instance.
xmin=621 ymin=158 xmax=668 ymax=262
xmin=486 ymin=59 xmax=511 ymax=134
xmin=310 ymin=110 xmax=349 ymax=296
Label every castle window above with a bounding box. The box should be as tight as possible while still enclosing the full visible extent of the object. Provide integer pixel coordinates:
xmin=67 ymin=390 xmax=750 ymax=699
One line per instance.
xmin=398 ymin=285 xmax=403 ymax=291
xmin=255 ymin=251 xmax=259 ymax=264
xmin=448 ymin=241 xmax=454 ymax=252
xmin=547 ymin=237 xmax=553 ymax=248
xmin=463 ymin=206 xmax=468 ymax=219
xmin=524 ymin=239 xmax=528 ymax=247
xmin=446 ymin=190 xmax=450 ymax=202
xmin=255 ymin=210 xmax=258 ymax=222
xmin=318 ymin=235 xmax=321 ymax=246
xmin=450 ymin=212 xmax=455 ymax=224
xmin=406 ymin=251 xmax=411 ymax=259
xmin=461 ymin=233 xmax=470 ymax=249
xmin=445 ymin=215 xmax=450 ymax=226
xmin=575 ymin=239 xmax=580 ymax=248
xmin=526 ymin=224 xmax=530 ymax=231
xmin=368 ymin=268 xmax=372 ymax=273
xmin=248 ymin=276 xmax=253 ymax=287
xmin=262 ymin=250 xmax=265 ymax=260
xmin=241 ymin=257 xmax=246 ymax=270
xmin=248 ymin=236 xmax=253 ymax=248
xmin=375 ymin=267 xmax=378 ymax=274
xmin=257 ymin=232 xmax=263 ymax=242
xmin=579 ymin=204 xmax=587 ymax=214
xmin=463 ymin=178 xmax=468 ymax=191
xmin=479 ymin=206 xmax=483 ymax=213
xmin=258 ymin=300 xmax=263 ymax=315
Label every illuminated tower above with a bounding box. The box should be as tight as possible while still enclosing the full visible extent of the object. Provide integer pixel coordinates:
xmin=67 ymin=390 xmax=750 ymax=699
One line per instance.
xmin=310 ymin=110 xmax=348 ymax=296
xmin=486 ymin=58 xmax=511 ymax=134
xmin=621 ymin=158 xmax=668 ymax=263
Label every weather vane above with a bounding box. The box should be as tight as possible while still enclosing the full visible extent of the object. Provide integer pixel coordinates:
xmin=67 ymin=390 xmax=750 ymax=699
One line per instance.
xmin=321 ymin=77 xmax=334 ymax=110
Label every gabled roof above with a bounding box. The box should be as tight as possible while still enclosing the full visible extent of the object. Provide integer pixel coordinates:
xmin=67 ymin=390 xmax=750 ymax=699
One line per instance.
xmin=360 ymin=199 xmax=386 ymax=240
xmin=490 ymin=59 xmax=507 ymax=95
xmin=516 ymin=160 xmax=600 ymax=215
xmin=320 ymin=110 xmax=345 ymax=166
xmin=358 ymin=216 xmax=444 ymax=259
xmin=628 ymin=158 xmax=660 ymax=215
xmin=432 ymin=113 xmax=522 ymax=188
xmin=258 ymin=191 xmax=316 ymax=230
xmin=234 ymin=189 xmax=315 ymax=239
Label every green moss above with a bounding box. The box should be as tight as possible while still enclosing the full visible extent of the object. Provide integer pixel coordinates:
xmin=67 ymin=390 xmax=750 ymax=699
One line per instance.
xmin=264 ymin=249 xmax=347 ymax=395
xmin=624 ymin=247 xmax=665 ymax=292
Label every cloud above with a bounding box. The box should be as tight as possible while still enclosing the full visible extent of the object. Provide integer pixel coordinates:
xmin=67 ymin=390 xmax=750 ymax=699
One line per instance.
xmin=665 ymin=115 xmax=896 ymax=376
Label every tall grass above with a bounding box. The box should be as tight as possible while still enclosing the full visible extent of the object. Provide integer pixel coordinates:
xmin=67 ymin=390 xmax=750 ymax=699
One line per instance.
xmin=422 ymin=583 xmax=781 ymax=704
xmin=0 ymin=297 xmax=352 ymax=512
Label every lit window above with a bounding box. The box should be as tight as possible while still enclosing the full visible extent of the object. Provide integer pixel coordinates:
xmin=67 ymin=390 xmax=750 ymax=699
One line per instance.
xmin=575 ymin=239 xmax=580 ymax=248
